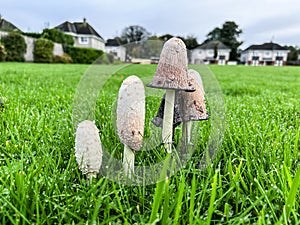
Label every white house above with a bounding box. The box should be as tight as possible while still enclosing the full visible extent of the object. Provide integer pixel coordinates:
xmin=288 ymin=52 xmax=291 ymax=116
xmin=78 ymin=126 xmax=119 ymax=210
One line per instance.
xmin=105 ymin=39 xmax=126 ymax=62
xmin=241 ymin=42 xmax=289 ymax=66
xmin=55 ymin=18 xmax=105 ymax=51
xmin=190 ymin=41 xmax=231 ymax=65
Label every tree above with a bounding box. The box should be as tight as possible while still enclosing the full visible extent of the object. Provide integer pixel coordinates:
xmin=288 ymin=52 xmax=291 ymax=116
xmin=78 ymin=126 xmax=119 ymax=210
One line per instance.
xmin=182 ymin=35 xmax=198 ymax=50
xmin=286 ymin=45 xmax=299 ymax=62
xmin=120 ymin=25 xmax=151 ymax=44
xmin=205 ymin=21 xmax=243 ymax=60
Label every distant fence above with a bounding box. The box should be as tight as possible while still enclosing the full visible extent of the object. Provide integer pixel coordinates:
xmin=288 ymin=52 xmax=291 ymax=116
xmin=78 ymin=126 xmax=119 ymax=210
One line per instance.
xmin=0 ymin=30 xmax=64 ymax=62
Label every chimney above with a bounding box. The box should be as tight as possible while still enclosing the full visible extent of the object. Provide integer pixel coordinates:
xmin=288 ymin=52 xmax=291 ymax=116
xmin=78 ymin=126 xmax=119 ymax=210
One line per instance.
xmin=83 ymin=18 xmax=87 ymax=26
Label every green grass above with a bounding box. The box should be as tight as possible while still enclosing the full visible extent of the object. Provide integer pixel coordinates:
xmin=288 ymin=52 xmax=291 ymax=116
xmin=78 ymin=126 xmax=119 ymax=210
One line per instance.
xmin=0 ymin=63 xmax=299 ymax=224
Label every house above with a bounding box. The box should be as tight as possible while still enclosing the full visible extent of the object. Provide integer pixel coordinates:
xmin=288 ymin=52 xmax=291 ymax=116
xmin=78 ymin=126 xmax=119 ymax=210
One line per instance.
xmin=241 ymin=42 xmax=289 ymax=66
xmin=55 ymin=18 xmax=105 ymax=51
xmin=105 ymin=38 xmax=126 ymax=62
xmin=190 ymin=41 xmax=231 ymax=65
xmin=0 ymin=16 xmax=21 ymax=32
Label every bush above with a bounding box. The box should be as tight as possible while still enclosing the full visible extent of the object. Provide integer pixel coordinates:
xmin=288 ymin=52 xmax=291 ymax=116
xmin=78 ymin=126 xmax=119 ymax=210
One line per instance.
xmin=42 ymin=29 xmax=74 ymax=50
xmin=65 ymin=46 xmax=103 ymax=64
xmin=52 ymin=54 xmax=73 ymax=64
xmin=0 ymin=43 xmax=6 ymax=62
xmin=1 ymin=32 xmax=26 ymax=62
xmin=33 ymin=38 xmax=54 ymax=63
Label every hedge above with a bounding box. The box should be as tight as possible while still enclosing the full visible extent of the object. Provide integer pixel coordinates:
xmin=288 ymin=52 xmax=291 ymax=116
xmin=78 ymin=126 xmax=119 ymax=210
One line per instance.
xmin=65 ymin=46 xmax=103 ymax=64
xmin=33 ymin=38 xmax=54 ymax=63
xmin=0 ymin=43 xmax=6 ymax=62
xmin=1 ymin=32 xmax=26 ymax=62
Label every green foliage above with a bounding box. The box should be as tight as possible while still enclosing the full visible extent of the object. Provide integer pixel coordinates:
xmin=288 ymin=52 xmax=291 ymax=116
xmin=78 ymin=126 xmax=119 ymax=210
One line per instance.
xmin=33 ymin=38 xmax=54 ymax=63
xmin=0 ymin=42 xmax=6 ymax=61
xmin=21 ymin=32 xmax=42 ymax=39
xmin=65 ymin=46 xmax=103 ymax=64
xmin=52 ymin=54 xmax=73 ymax=63
xmin=1 ymin=32 xmax=26 ymax=61
xmin=205 ymin=21 xmax=243 ymax=60
xmin=42 ymin=28 xmax=74 ymax=49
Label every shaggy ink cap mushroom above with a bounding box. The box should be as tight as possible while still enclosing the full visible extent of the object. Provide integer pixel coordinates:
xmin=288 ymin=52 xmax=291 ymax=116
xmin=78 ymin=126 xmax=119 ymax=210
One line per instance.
xmin=146 ymin=37 xmax=195 ymax=92
xmin=75 ymin=120 xmax=103 ymax=175
xmin=116 ymin=75 xmax=145 ymax=178
xmin=116 ymin=75 xmax=145 ymax=151
xmin=179 ymin=69 xmax=210 ymax=122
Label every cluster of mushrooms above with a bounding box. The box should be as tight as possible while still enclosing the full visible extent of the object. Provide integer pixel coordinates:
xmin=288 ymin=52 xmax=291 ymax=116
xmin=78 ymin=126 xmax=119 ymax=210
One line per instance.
xmin=75 ymin=37 xmax=209 ymax=180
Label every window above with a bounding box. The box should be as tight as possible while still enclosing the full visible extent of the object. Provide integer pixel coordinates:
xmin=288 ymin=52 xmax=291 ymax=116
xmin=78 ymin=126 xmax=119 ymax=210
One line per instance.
xmin=79 ymin=36 xmax=88 ymax=44
xmin=265 ymin=51 xmax=270 ymax=55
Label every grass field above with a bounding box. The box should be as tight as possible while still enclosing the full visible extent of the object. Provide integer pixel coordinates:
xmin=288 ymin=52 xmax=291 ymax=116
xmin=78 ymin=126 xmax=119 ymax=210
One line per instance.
xmin=0 ymin=63 xmax=299 ymax=224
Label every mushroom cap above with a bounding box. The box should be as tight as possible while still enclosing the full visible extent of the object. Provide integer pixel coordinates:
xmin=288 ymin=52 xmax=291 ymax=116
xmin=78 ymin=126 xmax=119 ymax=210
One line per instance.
xmin=179 ymin=69 xmax=210 ymax=122
xmin=147 ymin=37 xmax=195 ymax=92
xmin=117 ymin=75 xmax=145 ymax=151
xmin=75 ymin=120 xmax=102 ymax=174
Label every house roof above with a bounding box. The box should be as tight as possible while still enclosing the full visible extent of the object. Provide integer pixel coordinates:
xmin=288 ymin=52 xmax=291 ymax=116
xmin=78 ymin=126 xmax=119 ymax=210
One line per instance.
xmin=55 ymin=18 xmax=104 ymax=41
xmin=244 ymin=42 xmax=288 ymax=51
xmin=0 ymin=17 xmax=21 ymax=32
xmin=106 ymin=38 xmax=121 ymax=46
xmin=194 ymin=41 xmax=230 ymax=50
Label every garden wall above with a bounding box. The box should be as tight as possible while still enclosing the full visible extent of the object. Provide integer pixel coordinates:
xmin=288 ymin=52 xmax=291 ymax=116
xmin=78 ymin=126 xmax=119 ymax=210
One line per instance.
xmin=0 ymin=30 xmax=64 ymax=62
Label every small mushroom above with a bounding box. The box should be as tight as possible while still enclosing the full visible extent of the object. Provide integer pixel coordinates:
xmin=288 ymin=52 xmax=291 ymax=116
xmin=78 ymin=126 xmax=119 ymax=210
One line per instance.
xmin=179 ymin=69 xmax=209 ymax=144
xmin=75 ymin=120 xmax=103 ymax=182
xmin=147 ymin=37 xmax=194 ymax=153
xmin=116 ymin=75 xmax=145 ymax=178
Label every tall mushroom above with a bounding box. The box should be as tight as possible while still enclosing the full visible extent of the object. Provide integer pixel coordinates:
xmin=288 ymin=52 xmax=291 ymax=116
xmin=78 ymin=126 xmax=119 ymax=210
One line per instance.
xmin=179 ymin=69 xmax=209 ymax=144
xmin=116 ymin=75 xmax=145 ymax=178
xmin=75 ymin=120 xmax=103 ymax=182
xmin=147 ymin=37 xmax=194 ymax=153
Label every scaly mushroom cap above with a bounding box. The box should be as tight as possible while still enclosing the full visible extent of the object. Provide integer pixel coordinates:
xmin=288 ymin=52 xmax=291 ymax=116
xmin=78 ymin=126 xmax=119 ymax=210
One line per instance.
xmin=147 ymin=37 xmax=194 ymax=92
xmin=75 ymin=120 xmax=102 ymax=174
xmin=117 ymin=75 xmax=145 ymax=151
xmin=179 ymin=69 xmax=210 ymax=121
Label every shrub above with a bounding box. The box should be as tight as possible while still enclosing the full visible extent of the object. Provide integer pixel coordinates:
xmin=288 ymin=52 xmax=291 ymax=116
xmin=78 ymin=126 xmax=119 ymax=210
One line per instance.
xmin=0 ymin=43 xmax=6 ymax=62
xmin=1 ymin=32 xmax=26 ymax=62
xmin=52 ymin=54 xmax=73 ymax=64
xmin=42 ymin=29 xmax=74 ymax=50
xmin=65 ymin=46 xmax=103 ymax=64
xmin=33 ymin=38 xmax=54 ymax=63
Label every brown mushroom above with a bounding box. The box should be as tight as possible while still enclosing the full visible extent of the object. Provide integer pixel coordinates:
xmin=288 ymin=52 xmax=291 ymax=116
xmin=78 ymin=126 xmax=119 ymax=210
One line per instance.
xmin=179 ymin=69 xmax=209 ymax=144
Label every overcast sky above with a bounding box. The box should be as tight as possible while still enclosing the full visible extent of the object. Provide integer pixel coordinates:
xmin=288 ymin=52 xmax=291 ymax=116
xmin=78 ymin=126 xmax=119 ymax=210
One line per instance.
xmin=2 ymin=0 xmax=300 ymax=48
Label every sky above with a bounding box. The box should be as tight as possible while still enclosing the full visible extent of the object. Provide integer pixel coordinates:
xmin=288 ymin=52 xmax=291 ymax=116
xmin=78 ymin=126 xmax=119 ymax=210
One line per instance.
xmin=1 ymin=0 xmax=300 ymax=49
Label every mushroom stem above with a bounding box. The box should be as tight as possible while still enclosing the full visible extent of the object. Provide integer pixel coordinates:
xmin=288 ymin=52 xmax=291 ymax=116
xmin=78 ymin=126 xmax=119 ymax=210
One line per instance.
xmin=162 ymin=89 xmax=175 ymax=153
xmin=182 ymin=121 xmax=192 ymax=144
xmin=123 ymin=144 xmax=135 ymax=178
xmin=87 ymin=172 xmax=97 ymax=185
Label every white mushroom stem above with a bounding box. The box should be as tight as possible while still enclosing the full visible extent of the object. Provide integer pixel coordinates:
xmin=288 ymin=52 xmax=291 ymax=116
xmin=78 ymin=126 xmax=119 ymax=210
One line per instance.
xmin=123 ymin=145 xmax=135 ymax=179
xmin=182 ymin=121 xmax=192 ymax=144
xmin=162 ymin=89 xmax=175 ymax=153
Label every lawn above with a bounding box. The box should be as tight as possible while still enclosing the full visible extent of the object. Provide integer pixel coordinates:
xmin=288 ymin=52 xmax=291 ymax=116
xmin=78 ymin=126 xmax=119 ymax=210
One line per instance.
xmin=0 ymin=63 xmax=299 ymax=224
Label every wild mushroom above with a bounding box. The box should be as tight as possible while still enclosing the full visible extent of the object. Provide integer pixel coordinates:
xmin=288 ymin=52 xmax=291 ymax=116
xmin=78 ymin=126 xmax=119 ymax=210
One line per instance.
xmin=179 ymin=69 xmax=209 ymax=144
xmin=75 ymin=120 xmax=103 ymax=182
xmin=147 ymin=37 xmax=194 ymax=153
xmin=116 ymin=75 xmax=145 ymax=178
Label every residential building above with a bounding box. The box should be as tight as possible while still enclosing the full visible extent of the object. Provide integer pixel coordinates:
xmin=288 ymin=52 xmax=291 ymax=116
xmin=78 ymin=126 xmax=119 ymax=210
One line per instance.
xmin=55 ymin=18 xmax=105 ymax=51
xmin=105 ymin=39 xmax=126 ymax=62
xmin=190 ymin=41 xmax=231 ymax=65
xmin=241 ymin=42 xmax=289 ymax=66
xmin=0 ymin=16 xmax=21 ymax=32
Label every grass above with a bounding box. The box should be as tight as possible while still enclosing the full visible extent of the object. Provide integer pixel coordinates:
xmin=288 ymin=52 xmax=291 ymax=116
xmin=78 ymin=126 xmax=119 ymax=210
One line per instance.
xmin=0 ymin=62 xmax=299 ymax=224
